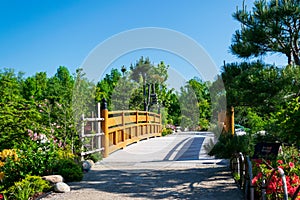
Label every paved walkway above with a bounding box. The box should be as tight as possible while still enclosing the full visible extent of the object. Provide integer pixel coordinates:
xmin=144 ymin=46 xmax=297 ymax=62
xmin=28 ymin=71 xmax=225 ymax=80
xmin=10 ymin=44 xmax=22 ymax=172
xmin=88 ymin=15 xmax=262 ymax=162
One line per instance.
xmin=41 ymin=132 xmax=243 ymax=200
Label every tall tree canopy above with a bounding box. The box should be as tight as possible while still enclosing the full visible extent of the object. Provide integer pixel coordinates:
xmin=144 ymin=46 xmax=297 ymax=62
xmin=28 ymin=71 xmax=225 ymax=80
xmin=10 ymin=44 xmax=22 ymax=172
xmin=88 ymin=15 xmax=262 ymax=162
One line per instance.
xmin=231 ymin=0 xmax=300 ymax=65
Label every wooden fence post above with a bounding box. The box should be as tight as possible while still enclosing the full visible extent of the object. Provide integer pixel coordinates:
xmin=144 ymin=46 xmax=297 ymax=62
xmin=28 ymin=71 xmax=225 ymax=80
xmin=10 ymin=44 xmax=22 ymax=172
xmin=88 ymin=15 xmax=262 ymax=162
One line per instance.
xmin=230 ymin=106 xmax=235 ymax=135
xmin=122 ymin=111 xmax=125 ymax=142
xmin=101 ymin=99 xmax=109 ymax=158
xmin=136 ymin=111 xmax=139 ymax=137
xmin=97 ymin=102 xmax=101 ymax=152
xmin=159 ymin=113 xmax=162 ymax=136
xmin=81 ymin=113 xmax=85 ymax=161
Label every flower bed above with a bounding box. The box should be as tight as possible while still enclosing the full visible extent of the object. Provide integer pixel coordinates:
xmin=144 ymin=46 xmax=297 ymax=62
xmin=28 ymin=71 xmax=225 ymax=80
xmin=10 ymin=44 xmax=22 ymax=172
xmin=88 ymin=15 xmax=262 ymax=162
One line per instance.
xmin=251 ymin=146 xmax=300 ymax=200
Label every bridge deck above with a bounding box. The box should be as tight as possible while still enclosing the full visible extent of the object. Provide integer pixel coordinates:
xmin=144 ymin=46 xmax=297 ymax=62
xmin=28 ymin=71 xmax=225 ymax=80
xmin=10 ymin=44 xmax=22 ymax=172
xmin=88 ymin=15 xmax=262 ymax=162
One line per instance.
xmin=101 ymin=132 xmax=223 ymax=169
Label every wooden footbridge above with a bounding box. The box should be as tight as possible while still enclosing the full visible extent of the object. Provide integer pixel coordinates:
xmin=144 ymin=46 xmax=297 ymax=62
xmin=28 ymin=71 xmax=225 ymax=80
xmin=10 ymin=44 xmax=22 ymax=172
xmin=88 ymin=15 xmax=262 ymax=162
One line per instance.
xmin=80 ymin=102 xmax=162 ymax=159
xmin=79 ymin=101 xmax=237 ymax=163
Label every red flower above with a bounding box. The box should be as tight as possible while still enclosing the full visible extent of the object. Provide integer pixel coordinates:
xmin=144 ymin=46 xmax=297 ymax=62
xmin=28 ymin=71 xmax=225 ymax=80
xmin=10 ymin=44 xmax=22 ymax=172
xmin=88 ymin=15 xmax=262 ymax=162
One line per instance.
xmin=291 ymin=175 xmax=300 ymax=185
xmin=288 ymin=186 xmax=297 ymax=197
xmin=277 ymin=160 xmax=284 ymax=165
xmin=278 ymin=166 xmax=284 ymax=170
xmin=289 ymin=162 xmax=295 ymax=168
xmin=267 ymin=181 xmax=277 ymax=194
xmin=252 ymin=172 xmax=262 ymax=185
xmin=253 ymin=159 xmax=263 ymax=167
xmin=0 ymin=194 xmax=3 ymax=200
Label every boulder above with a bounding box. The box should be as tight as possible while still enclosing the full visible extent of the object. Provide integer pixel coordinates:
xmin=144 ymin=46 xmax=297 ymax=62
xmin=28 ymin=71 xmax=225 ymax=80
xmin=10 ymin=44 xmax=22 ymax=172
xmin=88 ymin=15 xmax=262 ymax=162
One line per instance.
xmin=82 ymin=160 xmax=92 ymax=172
xmin=42 ymin=175 xmax=63 ymax=184
xmin=86 ymin=159 xmax=95 ymax=167
xmin=54 ymin=182 xmax=70 ymax=193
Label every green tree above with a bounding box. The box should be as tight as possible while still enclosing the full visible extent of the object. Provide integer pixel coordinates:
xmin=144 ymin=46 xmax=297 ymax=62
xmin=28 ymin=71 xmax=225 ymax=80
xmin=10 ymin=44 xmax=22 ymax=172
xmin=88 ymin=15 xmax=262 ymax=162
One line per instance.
xmin=0 ymin=68 xmax=23 ymax=103
xmin=130 ymin=57 xmax=154 ymax=111
xmin=221 ymin=61 xmax=281 ymax=114
xmin=130 ymin=57 xmax=169 ymax=111
xmin=111 ymin=74 xmax=137 ymax=110
xmin=268 ymin=97 xmax=300 ymax=145
xmin=0 ymin=69 xmax=43 ymax=150
xmin=188 ymin=78 xmax=211 ymax=130
xmin=165 ymin=92 xmax=181 ymax=125
xmin=22 ymin=72 xmax=48 ymax=101
xmin=95 ymin=68 xmax=122 ymax=110
xmin=231 ymin=0 xmax=300 ymax=65
xmin=178 ymin=83 xmax=200 ymax=130
xmin=46 ymin=66 xmax=74 ymax=105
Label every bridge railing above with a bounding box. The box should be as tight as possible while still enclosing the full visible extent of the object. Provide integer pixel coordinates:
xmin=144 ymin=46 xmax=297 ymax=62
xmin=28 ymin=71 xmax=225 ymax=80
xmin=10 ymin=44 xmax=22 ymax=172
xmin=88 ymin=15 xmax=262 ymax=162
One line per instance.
xmin=101 ymin=108 xmax=162 ymax=157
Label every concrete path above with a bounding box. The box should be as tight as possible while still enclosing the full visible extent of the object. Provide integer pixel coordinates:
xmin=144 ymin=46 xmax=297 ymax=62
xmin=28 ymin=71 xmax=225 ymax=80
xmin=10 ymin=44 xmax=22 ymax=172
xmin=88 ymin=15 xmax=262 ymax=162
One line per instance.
xmin=41 ymin=132 xmax=243 ymax=200
xmin=100 ymin=132 xmax=225 ymax=169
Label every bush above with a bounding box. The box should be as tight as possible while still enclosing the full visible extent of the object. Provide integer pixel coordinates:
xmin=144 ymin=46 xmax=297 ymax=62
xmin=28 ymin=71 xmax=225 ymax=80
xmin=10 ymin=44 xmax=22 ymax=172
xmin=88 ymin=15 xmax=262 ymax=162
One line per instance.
xmin=162 ymin=128 xmax=173 ymax=136
xmin=251 ymin=146 xmax=300 ymax=199
xmin=199 ymin=118 xmax=209 ymax=131
xmin=208 ymin=133 xmax=254 ymax=159
xmin=0 ymin=140 xmax=60 ymax=190
xmin=85 ymin=152 xmax=102 ymax=163
xmin=3 ymin=175 xmax=51 ymax=200
xmin=53 ymin=159 xmax=83 ymax=182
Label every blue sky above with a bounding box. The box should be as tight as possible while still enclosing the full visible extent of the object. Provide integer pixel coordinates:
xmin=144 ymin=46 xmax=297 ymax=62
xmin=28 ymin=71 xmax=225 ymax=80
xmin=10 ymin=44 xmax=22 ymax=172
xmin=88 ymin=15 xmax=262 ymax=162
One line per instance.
xmin=0 ymin=0 xmax=287 ymax=84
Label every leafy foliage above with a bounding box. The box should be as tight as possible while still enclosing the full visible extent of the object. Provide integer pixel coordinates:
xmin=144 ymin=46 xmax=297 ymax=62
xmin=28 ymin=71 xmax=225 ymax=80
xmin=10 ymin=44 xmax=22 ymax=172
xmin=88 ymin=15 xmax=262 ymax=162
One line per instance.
xmin=84 ymin=152 xmax=102 ymax=163
xmin=0 ymin=139 xmax=59 ymax=189
xmin=209 ymin=133 xmax=254 ymax=159
xmin=52 ymin=159 xmax=83 ymax=182
xmin=178 ymin=78 xmax=212 ymax=130
xmin=4 ymin=175 xmax=51 ymax=200
xmin=219 ymin=61 xmax=300 ymax=146
xmin=231 ymin=0 xmax=300 ymax=65
xmin=161 ymin=127 xmax=173 ymax=136
xmin=267 ymin=97 xmax=300 ymax=145
xmin=251 ymin=146 xmax=300 ymax=199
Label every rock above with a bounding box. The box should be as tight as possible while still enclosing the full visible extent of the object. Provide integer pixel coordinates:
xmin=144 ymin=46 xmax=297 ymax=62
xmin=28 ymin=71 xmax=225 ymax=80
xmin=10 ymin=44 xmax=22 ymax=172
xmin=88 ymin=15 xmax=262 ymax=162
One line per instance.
xmin=54 ymin=182 xmax=70 ymax=193
xmin=42 ymin=175 xmax=64 ymax=184
xmin=86 ymin=159 xmax=95 ymax=167
xmin=82 ymin=160 xmax=92 ymax=172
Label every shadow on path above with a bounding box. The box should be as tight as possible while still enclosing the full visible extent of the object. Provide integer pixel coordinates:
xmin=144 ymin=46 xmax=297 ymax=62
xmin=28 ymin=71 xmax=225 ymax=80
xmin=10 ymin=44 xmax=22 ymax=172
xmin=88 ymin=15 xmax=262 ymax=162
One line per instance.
xmin=66 ymin=166 xmax=243 ymax=200
xmin=174 ymin=137 xmax=204 ymax=161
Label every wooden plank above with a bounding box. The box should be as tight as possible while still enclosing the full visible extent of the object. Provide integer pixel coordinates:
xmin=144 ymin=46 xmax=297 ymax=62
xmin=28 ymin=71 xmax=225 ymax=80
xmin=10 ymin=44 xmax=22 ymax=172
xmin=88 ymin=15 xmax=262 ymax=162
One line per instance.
xmin=84 ymin=117 xmax=104 ymax=122
xmin=81 ymin=148 xmax=104 ymax=156
xmin=124 ymin=115 xmax=136 ymax=124
xmin=81 ymin=132 xmax=104 ymax=137
xmin=107 ymin=116 xmax=122 ymax=127
xmin=108 ymin=110 xmax=134 ymax=115
xmin=138 ymin=115 xmax=147 ymax=122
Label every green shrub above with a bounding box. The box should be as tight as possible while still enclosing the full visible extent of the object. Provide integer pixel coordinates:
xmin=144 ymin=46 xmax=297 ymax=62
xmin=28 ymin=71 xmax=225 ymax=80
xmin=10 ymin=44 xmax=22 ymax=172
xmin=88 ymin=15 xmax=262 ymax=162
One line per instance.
xmin=162 ymin=128 xmax=173 ymax=136
xmin=85 ymin=152 xmax=102 ymax=163
xmin=53 ymin=159 xmax=83 ymax=182
xmin=199 ymin=118 xmax=209 ymax=131
xmin=208 ymin=133 xmax=254 ymax=159
xmin=0 ymin=140 xmax=59 ymax=189
xmin=4 ymin=175 xmax=51 ymax=200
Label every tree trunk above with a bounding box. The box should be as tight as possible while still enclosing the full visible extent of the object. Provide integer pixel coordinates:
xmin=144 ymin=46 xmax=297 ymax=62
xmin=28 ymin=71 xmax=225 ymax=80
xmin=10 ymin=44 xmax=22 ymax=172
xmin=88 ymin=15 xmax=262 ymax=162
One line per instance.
xmin=287 ymin=52 xmax=293 ymax=65
xmin=292 ymin=53 xmax=300 ymax=66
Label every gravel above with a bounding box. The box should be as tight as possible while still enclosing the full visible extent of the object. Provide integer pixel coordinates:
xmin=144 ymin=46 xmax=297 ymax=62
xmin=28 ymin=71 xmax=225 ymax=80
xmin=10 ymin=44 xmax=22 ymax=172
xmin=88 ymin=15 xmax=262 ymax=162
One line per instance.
xmin=40 ymin=162 xmax=243 ymax=200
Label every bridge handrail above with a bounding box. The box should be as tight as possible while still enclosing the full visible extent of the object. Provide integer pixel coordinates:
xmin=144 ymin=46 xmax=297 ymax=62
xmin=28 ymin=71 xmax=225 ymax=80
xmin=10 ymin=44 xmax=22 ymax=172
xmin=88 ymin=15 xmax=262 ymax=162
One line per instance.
xmin=102 ymin=109 xmax=162 ymax=157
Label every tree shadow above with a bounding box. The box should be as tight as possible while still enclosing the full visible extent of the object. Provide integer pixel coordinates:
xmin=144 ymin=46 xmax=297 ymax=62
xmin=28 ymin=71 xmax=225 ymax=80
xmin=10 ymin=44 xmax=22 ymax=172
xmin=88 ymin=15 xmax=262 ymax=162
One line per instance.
xmin=67 ymin=166 xmax=243 ymax=199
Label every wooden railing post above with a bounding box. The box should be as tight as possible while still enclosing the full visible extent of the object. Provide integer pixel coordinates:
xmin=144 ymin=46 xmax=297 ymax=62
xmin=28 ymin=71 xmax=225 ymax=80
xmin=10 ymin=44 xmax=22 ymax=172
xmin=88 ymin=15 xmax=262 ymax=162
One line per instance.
xmin=159 ymin=113 xmax=162 ymax=136
xmin=136 ymin=111 xmax=139 ymax=137
xmin=80 ymin=113 xmax=85 ymax=161
xmin=101 ymin=98 xmax=109 ymax=158
xmin=97 ymin=102 xmax=101 ymax=153
xmin=122 ymin=111 xmax=125 ymax=141
xmin=230 ymin=106 xmax=235 ymax=135
xmin=146 ymin=112 xmax=149 ymax=135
